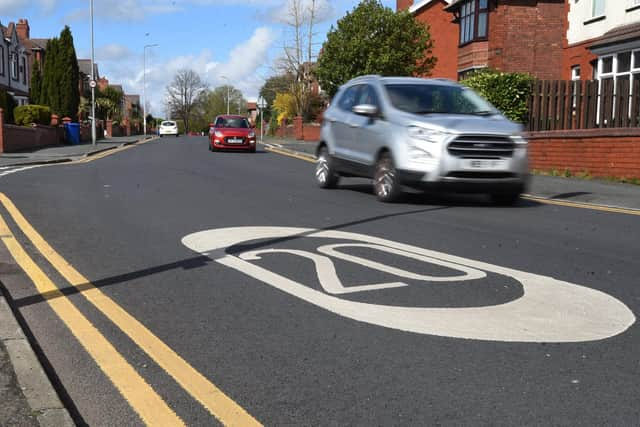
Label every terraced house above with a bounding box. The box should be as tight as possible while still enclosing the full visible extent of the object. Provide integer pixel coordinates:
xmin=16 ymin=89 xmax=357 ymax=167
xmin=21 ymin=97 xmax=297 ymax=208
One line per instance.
xmin=0 ymin=20 xmax=30 ymax=106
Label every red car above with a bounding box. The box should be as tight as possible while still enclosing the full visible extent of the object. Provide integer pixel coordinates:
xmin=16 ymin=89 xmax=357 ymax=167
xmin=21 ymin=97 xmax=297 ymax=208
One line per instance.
xmin=209 ymin=115 xmax=256 ymax=153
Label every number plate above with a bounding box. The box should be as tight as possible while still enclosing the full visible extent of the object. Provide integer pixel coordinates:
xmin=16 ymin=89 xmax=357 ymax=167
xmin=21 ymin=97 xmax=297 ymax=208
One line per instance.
xmin=227 ymin=138 xmax=244 ymax=144
xmin=461 ymin=159 xmax=506 ymax=170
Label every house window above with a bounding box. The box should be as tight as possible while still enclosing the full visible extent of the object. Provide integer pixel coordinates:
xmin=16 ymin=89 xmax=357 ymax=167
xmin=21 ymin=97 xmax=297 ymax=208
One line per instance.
xmin=0 ymin=46 xmax=4 ymax=76
xmin=21 ymin=57 xmax=27 ymax=84
xmin=571 ymin=66 xmax=581 ymax=80
xmin=10 ymin=54 xmax=18 ymax=80
xmin=459 ymin=0 xmax=488 ymax=45
xmin=592 ymin=0 xmax=605 ymax=17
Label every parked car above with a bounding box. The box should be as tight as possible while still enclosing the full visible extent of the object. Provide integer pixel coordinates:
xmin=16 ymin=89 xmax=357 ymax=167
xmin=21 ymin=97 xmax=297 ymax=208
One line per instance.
xmin=316 ymin=75 xmax=529 ymax=204
xmin=209 ymin=115 xmax=256 ymax=153
xmin=159 ymin=121 xmax=179 ymax=137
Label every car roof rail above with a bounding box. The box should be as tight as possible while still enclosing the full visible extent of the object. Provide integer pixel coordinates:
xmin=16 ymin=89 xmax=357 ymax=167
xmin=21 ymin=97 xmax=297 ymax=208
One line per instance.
xmin=351 ymin=74 xmax=381 ymax=82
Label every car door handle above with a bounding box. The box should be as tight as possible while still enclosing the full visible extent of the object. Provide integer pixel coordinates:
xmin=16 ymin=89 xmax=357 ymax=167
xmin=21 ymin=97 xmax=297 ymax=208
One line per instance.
xmin=349 ymin=123 xmax=361 ymax=128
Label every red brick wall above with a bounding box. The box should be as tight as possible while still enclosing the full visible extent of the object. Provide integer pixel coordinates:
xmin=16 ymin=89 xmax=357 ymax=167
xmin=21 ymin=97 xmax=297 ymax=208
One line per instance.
xmin=527 ymin=130 xmax=640 ymax=178
xmin=411 ymin=0 xmax=459 ymax=80
xmin=488 ymin=0 xmax=564 ymax=80
xmin=2 ymin=124 xmax=62 ymax=152
xmin=562 ymin=40 xmax=598 ymax=80
xmin=458 ymin=41 xmax=489 ymax=72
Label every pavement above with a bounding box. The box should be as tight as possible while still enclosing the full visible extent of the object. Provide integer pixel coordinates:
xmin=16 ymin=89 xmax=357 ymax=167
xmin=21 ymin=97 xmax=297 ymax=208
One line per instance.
xmin=261 ymin=135 xmax=640 ymax=211
xmin=0 ymin=136 xmax=154 ymax=167
xmin=0 ymin=134 xmax=638 ymax=425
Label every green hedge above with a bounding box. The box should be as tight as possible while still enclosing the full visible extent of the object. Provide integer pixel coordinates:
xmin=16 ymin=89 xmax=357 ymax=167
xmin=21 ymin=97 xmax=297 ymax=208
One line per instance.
xmin=461 ymin=69 xmax=534 ymax=123
xmin=13 ymin=105 xmax=52 ymax=127
xmin=0 ymin=89 xmax=17 ymax=124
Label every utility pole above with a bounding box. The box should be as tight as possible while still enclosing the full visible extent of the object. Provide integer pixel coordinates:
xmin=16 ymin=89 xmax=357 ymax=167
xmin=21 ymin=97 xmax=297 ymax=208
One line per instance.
xmin=90 ymin=0 xmax=96 ymax=145
xmin=221 ymin=76 xmax=229 ymax=115
xmin=143 ymin=42 xmax=158 ymax=137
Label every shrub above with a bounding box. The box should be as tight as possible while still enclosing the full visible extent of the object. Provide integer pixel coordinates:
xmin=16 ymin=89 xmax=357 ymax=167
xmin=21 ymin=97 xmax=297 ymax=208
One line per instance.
xmin=0 ymin=89 xmax=17 ymax=124
xmin=13 ymin=105 xmax=52 ymax=127
xmin=461 ymin=69 xmax=534 ymax=123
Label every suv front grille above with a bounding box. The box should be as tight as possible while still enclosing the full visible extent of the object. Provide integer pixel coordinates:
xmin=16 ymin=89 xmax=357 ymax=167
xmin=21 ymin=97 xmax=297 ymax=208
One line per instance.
xmin=447 ymin=135 xmax=514 ymax=158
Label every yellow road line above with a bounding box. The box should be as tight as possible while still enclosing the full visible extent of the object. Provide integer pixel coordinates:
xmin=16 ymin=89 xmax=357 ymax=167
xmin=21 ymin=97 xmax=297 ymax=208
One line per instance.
xmin=0 ymin=193 xmax=261 ymax=427
xmin=522 ymin=194 xmax=640 ymax=216
xmin=264 ymin=146 xmax=640 ymax=217
xmin=0 ymin=213 xmax=184 ymax=426
xmin=264 ymin=146 xmax=315 ymax=163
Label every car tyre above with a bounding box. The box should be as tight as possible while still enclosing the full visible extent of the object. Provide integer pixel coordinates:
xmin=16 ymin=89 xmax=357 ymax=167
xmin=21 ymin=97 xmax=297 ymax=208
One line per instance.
xmin=316 ymin=146 xmax=339 ymax=188
xmin=374 ymin=153 xmax=402 ymax=202
xmin=490 ymin=192 xmax=520 ymax=206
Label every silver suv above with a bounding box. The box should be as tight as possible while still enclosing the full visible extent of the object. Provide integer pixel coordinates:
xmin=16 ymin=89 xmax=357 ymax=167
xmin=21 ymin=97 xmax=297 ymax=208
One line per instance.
xmin=316 ymin=76 xmax=529 ymax=204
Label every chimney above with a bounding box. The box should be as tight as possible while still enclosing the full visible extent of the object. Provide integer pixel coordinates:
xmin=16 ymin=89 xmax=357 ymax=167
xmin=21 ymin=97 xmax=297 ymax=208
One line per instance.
xmin=16 ymin=19 xmax=30 ymax=41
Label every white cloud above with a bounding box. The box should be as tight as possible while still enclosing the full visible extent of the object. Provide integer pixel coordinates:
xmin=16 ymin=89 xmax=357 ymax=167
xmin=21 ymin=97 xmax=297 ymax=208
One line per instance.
xmin=96 ymin=27 xmax=277 ymax=117
xmin=97 ymin=44 xmax=133 ymax=62
xmin=0 ymin=0 xmax=29 ymax=16
xmin=39 ymin=0 xmax=56 ymax=14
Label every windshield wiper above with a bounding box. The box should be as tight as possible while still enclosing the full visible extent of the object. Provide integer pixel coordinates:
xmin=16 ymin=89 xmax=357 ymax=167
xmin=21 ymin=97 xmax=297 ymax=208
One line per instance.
xmin=471 ymin=110 xmax=497 ymax=116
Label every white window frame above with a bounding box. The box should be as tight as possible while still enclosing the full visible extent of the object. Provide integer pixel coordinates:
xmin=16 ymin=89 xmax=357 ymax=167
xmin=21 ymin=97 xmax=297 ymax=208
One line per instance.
xmin=596 ymin=50 xmax=640 ymax=123
xmin=10 ymin=53 xmax=18 ymax=80
xmin=592 ymin=0 xmax=605 ymax=17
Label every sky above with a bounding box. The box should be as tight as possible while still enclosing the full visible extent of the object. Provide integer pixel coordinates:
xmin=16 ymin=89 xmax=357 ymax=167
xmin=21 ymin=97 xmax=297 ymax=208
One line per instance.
xmin=1 ymin=0 xmax=394 ymax=117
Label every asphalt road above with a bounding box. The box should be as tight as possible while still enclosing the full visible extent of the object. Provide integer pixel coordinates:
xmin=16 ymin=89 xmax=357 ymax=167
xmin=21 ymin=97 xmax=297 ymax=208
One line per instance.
xmin=0 ymin=136 xmax=638 ymax=426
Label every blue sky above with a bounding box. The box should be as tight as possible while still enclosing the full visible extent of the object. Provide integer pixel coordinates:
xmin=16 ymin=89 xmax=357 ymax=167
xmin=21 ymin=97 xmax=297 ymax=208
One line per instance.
xmin=1 ymin=0 xmax=394 ymax=116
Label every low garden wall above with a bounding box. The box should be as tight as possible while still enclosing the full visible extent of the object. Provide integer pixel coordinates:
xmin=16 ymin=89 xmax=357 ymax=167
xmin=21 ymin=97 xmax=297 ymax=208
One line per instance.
xmin=526 ymin=128 xmax=640 ymax=179
xmin=1 ymin=123 xmax=63 ymax=153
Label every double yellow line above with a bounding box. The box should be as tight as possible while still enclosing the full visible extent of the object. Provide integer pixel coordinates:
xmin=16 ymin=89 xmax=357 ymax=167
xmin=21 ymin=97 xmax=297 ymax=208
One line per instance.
xmin=0 ymin=192 xmax=261 ymax=426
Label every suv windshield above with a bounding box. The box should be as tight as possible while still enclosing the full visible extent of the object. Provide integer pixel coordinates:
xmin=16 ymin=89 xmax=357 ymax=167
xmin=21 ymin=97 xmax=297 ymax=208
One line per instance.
xmin=216 ymin=118 xmax=249 ymax=128
xmin=384 ymin=83 xmax=495 ymax=115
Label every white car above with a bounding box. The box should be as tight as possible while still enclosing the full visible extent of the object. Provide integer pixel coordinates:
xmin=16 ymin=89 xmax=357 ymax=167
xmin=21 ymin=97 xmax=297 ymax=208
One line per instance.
xmin=159 ymin=121 xmax=179 ymax=137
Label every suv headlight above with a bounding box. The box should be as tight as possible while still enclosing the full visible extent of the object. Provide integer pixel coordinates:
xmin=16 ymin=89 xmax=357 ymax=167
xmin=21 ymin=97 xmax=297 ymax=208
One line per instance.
xmin=511 ymin=135 xmax=528 ymax=145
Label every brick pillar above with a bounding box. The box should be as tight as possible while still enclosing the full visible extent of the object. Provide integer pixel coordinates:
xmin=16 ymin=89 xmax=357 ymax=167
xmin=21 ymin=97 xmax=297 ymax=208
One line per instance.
xmin=62 ymin=117 xmax=72 ymax=125
xmin=125 ymin=119 xmax=131 ymax=136
xmin=0 ymin=109 xmax=4 ymax=154
xmin=294 ymin=116 xmax=303 ymax=140
xmin=50 ymin=114 xmax=59 ymax=126
xmin=106 ymin=119 xmax=113 ymax=137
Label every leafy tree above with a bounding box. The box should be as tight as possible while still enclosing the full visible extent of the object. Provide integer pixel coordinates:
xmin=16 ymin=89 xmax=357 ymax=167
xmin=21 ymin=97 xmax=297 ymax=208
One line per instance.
xmin=165 ymin=69 xmax=208 ymax=133
xmin=0 ymin=89 xmax=17 ymax=124
xmin=200 ymin=85 xmax=246 ymax=122
xmin=462 ymin=69 xmax=534 ymax=123
xmin=315 ymin=0 xmax=436 ymax=97
xmin=96 ymin=86 xmax=123 ymax=120
xmin=273 ymin=92 xmax=296 ymax=123
xmin=30 ymin=59 xmax=42 ymax=104
xmin=40 ymin=26 xmax=80 ymax=120
xmin=259 ymin=73 xmax=295 ymax=120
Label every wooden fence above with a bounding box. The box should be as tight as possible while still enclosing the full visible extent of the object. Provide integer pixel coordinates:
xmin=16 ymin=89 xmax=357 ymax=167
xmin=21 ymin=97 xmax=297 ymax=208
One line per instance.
xmin=528 ymin=79 xmax=640 ymax=131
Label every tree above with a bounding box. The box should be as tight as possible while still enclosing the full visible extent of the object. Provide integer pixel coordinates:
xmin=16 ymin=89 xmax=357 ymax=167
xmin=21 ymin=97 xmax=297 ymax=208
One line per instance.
xmin=96 ymin=86 xmax=123 ymax=120
xmin=276 ymin=0 xmax=324 ymax=118
xmin=315 ymin=0 xmax=436 ymax=97
xmin=165 ymin=69 xmax=208 ymax=133
xmin=30 ymin=59 xmax=42 ymax=104
xmin=272 ymin=92 xmax=296 ymax=123
xmin=40 ymin=26 xmax=80 ymax=119
xmin=259 ymin=73 xmax=295 ymax=120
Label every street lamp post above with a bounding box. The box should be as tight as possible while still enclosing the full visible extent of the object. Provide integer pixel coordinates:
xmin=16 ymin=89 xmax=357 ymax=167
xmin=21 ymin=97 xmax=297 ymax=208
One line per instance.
xmin=89 ymin=0 xmax=96 ymax=145
xmin=143 ymin=43 xmax=158 ymax=137
xmin=221 ymin=75 xmax=230 ymax=115
xmin=257 ymin=97 xmax=267 ymax=143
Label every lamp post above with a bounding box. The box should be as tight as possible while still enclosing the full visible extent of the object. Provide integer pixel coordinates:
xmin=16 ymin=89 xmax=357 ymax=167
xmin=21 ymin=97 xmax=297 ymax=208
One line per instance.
xmin=221 ymin=75 xmax=230 ymax=115
xmin=143 ymin=43 xmax=158 ymax=136
xmin=256 ymin=97 xmax=267 ymax=143
xmin=89 ymin=0 xmax=96 ymax=145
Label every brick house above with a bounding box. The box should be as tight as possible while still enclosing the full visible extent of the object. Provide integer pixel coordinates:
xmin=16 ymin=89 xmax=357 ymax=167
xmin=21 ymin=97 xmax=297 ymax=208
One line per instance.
xmin=564 ymin=0 xmax=640 ymax=86
xmin=396 ymin=0 xmax=458 ymax=79
xmin=15 ymin=19 xmax=48 ymax=86
xmin=399 ymin=0 xmax=566 ymax=80
xmin=0 ymin=20 xmax=30 ymax=105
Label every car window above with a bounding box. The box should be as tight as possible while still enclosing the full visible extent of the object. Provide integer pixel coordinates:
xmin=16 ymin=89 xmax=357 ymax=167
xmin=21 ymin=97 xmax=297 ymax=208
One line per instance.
xmin=337 ymin=85 xmax=362 ymax=112
xmin=216 ymin=118 xmax=249 ymax=128
xmin=161 ymin=121 xmax=175 ymax=126
xmin=356 ymin=85 xmax=380 ymax=109
xmin=384 ymin=83 xmax=494 ymax=115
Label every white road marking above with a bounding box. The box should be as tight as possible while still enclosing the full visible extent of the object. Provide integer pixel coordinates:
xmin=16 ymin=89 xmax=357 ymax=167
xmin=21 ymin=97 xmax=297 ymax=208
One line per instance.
xmin=0 ymin=165 xmax=44 ymax=178
xmin=182 ymin=226 xmax=636 ymax=343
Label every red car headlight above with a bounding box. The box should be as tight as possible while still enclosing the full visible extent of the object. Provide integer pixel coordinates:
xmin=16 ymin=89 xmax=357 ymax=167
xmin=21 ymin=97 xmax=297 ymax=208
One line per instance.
xmin=214 ymin=130 xmax=224 ymax=138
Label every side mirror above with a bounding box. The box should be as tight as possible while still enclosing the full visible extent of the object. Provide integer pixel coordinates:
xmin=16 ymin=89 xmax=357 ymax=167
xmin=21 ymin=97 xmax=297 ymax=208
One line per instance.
xmin=352 ymin=104 xmax=378 ymax=117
